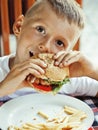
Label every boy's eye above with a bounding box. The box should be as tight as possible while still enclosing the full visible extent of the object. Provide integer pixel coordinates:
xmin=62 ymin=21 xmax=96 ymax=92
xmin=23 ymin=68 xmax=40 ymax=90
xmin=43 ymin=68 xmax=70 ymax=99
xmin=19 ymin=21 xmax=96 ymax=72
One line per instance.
xmin=56 ymin=40 xmax=64 ymax=47
xmin=36 ymin=26 xmax=46 ymax=35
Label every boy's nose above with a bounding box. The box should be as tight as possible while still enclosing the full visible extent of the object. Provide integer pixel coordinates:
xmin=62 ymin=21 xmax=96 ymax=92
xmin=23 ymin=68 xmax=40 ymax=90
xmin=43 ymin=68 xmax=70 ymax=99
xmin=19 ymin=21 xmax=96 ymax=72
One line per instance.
xmin=38 ymin=44 xmax=50 ymax=53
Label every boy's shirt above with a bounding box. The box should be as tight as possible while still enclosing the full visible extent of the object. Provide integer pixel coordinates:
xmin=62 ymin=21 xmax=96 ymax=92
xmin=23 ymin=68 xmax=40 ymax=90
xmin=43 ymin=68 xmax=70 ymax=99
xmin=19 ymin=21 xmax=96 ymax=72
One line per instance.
xmin=0 ymin=54 xmax=98 ymax=101
xmin=0 ymin=55 xmax=11 ymax=82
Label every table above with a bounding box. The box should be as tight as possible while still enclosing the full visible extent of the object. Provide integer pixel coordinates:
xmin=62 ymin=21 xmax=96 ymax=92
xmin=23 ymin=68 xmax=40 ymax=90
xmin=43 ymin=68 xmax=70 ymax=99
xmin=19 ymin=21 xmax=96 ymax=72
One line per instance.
xmin=77 ymin=96 xmax=98 ymax=130
xmin=0 ymin=95 xmax=98 ymax=130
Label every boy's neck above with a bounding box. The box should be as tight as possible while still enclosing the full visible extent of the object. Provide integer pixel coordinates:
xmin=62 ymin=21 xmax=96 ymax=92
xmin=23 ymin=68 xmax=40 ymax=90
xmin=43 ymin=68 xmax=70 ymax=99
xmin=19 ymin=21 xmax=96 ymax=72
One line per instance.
xmin=9 ymin=56 xmax=15 ymax=70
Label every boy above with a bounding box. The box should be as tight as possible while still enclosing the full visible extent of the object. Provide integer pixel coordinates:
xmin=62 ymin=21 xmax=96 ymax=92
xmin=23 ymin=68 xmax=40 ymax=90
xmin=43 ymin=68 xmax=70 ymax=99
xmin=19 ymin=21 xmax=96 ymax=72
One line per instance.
xmin=0 ymin=0 xmax=98 ymax=99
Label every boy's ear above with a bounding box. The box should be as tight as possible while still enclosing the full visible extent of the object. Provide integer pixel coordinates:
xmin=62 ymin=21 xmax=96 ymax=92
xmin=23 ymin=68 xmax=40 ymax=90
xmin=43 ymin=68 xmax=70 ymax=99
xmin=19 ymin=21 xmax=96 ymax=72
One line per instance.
xmin=13 ymin=15 xmax=24 ymax=37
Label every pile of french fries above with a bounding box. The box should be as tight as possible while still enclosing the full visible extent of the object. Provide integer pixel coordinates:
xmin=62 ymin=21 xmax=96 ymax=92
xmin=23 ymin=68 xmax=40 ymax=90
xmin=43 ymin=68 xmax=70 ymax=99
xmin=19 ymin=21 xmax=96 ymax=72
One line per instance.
xmin=8 ymin=105 xmax=87 ymax=130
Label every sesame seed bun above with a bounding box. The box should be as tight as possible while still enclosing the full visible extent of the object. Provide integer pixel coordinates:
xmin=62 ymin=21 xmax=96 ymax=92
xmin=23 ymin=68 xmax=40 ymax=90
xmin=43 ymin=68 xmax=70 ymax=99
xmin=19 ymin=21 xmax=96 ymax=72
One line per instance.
xmin=28 ymin=53 xmax=69 ymax=94
xmin=38 ymin=53 xmax=69 ymax=81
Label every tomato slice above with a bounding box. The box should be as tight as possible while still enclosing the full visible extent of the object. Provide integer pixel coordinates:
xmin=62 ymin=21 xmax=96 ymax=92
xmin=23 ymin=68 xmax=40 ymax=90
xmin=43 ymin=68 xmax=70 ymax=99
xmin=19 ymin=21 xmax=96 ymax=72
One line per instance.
xmin=32 ymin=83 xmax=52 ymax=92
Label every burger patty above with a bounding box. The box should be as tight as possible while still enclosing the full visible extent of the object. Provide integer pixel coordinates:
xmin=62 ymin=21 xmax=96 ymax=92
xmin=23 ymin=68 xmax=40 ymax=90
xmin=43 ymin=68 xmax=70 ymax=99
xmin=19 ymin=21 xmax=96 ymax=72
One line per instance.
xmin=34 ymin=78 xmax=50 ymax=86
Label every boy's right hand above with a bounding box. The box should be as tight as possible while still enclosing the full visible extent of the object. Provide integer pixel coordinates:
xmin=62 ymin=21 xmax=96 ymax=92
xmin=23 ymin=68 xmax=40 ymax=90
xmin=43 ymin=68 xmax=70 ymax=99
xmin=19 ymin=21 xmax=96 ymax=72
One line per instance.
xmin=0 ymin=58 xmax=47 ymax=96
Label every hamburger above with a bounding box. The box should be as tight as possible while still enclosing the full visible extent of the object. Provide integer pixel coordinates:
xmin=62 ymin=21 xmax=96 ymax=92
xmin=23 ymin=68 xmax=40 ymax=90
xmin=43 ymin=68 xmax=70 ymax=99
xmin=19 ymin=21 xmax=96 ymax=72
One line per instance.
xmin=27 ymin=53 xmax=70 ymax=94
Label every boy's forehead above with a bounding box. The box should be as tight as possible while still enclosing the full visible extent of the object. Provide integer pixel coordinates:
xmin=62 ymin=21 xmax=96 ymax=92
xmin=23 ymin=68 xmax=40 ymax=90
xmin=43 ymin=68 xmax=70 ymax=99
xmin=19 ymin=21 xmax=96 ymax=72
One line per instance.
xmin=25 ymin=0 xmax=66 ymax=21
xmin=25 ymin=1 xmax=50 ymax=17
xmin=24 ymin=5 xmax=66 ymax=28
xmin=24 ymin=3 xmax=57 ymax=22
xmin=25 ymin=0 xmax=85 ymax=29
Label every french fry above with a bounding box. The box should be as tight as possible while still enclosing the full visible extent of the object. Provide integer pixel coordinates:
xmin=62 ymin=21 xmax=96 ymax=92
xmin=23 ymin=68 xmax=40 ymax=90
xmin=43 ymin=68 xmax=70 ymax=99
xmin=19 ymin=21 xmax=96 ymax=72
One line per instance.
xmin=64 ymin=105 xmax=78 ymax=114
xmin=8 ymin=105 xmax=87 ymax=130
xmin=37 ymin=111 xmax=49 ymax=120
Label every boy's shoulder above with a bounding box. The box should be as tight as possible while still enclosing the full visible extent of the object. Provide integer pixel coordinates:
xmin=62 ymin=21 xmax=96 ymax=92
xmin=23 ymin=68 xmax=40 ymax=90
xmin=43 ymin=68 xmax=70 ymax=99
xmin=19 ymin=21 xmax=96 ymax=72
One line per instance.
xmin=0 ymin=54 xmax=15 ymax=64
xmin=0 ymin=53 xmax=15 ymax=71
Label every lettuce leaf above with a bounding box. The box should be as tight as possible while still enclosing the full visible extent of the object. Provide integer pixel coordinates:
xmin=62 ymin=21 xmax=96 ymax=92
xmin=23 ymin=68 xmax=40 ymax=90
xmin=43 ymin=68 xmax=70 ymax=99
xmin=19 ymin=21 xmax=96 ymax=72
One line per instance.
xmin=44 ymin=78 xmax=70 ymax=94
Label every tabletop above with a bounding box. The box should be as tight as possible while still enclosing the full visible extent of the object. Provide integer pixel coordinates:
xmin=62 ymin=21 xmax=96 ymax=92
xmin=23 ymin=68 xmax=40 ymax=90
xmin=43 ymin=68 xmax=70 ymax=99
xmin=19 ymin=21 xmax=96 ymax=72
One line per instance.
xmin=77 ymin=96 xmax=98 ymax=130
xmin=0 ymin=95 xmax=98 ymax=130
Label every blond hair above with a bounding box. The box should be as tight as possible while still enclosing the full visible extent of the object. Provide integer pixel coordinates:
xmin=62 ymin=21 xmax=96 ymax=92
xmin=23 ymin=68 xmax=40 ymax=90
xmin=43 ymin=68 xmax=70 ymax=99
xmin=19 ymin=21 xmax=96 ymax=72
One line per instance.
xmin=25 ymin=0 xmax=85 ymax=29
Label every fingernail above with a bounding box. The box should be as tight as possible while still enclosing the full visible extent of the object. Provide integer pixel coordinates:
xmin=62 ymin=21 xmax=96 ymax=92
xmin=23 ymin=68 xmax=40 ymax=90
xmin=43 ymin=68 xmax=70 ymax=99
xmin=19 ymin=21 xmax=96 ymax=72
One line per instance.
xmin=43 ymin=64 xmax=47 ymax=68
xmin=64 ymin=61 xmax=68 ymax=66
xmin=55 ymin=61 xmax=59 ymax=65
xmin=53 ymin=55 xmax=57 ymax=59
xmin=59 ymin=63 xmax=63 ymax=68
xmin=31 ymin=77 xmax=36 ymax=83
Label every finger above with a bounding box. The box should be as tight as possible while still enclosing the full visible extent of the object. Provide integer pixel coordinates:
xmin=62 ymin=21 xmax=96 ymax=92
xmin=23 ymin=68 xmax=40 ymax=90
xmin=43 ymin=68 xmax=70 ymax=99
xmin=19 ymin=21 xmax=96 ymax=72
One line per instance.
xmin=12 ymin=58 xmax=47 ymax=71
xmin=21 ymin=63 xmax=45 ymax=74
xmin=62 ymin=52 xmax=81 ymax=66
xmin=27 ymin=67 xmax=45 ymax=78
xmin=54 ymin=51 xmax=70 ymax=66
xmin=27 ymin=76 xmax=36 ymax=83
xmin=54 ymin=51 xmax=67 ymax=59
xmin=15 ymin=67 xmax=42 ymax=81
xmin=12 ymin=59 xmax=47 ymax=75
xmin=30 ymin=58 xmax=47 ymax=68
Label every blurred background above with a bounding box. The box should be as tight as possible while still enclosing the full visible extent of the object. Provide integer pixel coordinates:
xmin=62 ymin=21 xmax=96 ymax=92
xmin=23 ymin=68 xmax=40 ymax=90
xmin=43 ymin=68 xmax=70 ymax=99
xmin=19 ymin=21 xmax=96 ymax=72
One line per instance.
xmin=80 ymin=0 xmax=98 ymax=65
xmin=0 ymin=0 xmax=98 ymax=64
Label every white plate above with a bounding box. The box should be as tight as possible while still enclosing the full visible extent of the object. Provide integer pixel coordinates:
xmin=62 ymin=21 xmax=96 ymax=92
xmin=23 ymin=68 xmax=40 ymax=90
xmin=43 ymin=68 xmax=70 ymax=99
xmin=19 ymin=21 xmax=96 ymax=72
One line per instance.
xmin=0 ymin=93 xmax=94 ymax=130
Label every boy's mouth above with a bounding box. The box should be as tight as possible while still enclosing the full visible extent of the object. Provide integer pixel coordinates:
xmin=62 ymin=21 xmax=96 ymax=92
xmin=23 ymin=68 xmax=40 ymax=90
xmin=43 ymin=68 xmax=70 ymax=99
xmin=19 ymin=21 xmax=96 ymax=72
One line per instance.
xmin=29 ymin=51 xmax=34 ymax=57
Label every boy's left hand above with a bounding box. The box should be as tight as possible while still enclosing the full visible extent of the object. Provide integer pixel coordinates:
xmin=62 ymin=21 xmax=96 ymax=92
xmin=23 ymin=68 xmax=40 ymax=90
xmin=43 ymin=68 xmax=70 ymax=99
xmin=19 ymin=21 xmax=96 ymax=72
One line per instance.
xmin=53 ymin=50 xmax=94 ymax=77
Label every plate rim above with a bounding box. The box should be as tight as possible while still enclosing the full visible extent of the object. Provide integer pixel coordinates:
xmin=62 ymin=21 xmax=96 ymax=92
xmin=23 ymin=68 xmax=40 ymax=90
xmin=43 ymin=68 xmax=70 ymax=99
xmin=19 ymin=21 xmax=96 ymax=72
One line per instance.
xmin=0 ymin=93 xmax=94 ymax=129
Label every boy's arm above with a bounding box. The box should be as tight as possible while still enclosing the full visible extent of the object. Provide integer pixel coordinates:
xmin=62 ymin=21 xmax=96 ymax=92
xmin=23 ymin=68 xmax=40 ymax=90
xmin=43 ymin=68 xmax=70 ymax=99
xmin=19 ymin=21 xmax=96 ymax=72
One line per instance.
xmin=0 ymin=58 xmax=47 ymax=97
xmin=60 ymin=76 xmax=98 ymax=97
xmin=87 ymin=67 xmax=98 ymax=81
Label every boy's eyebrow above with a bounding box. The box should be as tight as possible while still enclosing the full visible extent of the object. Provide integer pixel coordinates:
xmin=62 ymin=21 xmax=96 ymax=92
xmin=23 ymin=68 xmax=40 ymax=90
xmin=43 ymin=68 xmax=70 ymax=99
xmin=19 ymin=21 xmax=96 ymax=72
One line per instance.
xmin=25 ymin=16 xmax=45 ymax=24
xmin=25 ymin=17 xmax=52 ymax=29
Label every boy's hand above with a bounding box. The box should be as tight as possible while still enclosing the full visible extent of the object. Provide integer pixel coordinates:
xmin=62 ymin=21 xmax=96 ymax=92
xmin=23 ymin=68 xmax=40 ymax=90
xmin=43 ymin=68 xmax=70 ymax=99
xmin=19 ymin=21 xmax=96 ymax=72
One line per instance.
xmin=0 ymin=58 xmax=47 ymax=96
xmin=54 ymin=50 xmax=94 ymax=77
